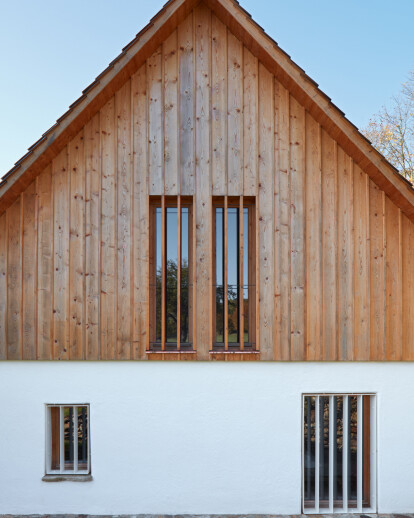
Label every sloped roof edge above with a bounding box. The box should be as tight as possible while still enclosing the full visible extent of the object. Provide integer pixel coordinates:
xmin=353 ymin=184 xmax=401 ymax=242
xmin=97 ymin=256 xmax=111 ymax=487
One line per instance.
xmin=1 ymin=0 xmax=413 ymax=219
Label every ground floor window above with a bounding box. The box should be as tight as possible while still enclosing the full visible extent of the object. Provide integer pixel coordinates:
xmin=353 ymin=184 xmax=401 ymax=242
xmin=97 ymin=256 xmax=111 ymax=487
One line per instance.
xmin=303 ymin=394 xmax=376 ymax=513
xmin=46 ymin=404 xmax=90 ymax=475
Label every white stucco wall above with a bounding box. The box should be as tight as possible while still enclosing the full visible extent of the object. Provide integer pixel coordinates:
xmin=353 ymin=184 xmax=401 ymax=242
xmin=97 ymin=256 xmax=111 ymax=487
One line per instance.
xmin=0 ymin=361 xmax=413 ymax=515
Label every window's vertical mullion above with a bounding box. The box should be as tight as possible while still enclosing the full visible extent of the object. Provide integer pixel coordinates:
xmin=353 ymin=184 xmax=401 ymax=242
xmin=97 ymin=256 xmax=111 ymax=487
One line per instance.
xmin=329 ymin=395 xmax=334 ymax=512
xmin=239 ymin=197 xmax=244 ymax=351
xmin=177 ymin=196 xmax=181 ymax=351
xmin=343 ymin=395 xmax=349 ymax=512
xmin=315 ymin=395 xmax=320 ymax=513
xmin=224 ymin=197 xmax=228 ymax=352
xmin=59 ymin=407 xmax=64 ymax=474
xmin=357 ymin=395 xmax=363 ymax=511
xmin=161 ymin=196 xmax=166 ymax=351
xmin=73 ymin=406 xmax=78 ymax=472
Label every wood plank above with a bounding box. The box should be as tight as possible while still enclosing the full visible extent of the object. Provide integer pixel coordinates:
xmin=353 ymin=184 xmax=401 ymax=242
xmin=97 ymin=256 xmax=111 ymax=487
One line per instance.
xmin=258 ymin=63 xmax=274 ymax=360
xmin=321 ymin=130 xmax=337 ymax=361
xmin=369 ymin=180 xmax=385 ymax=360
xmin=337 ymin=147 xmax=354 ymax=360
xmin=85 ymin=113 xmax=101 ymax=360
xmin=100 ymin=97 xmax=116 ymax=360
xmin=116 ymin=80 xmax=132 ymax=359
xmin=53 ymin=147 xmax=70 ymax=360
xmin=385 ymin=196 xmax=402 ymax=360
xmin=163 ymin=30 xmax=179 ymax=195
xmin=227 ymin=31 xmax=243 ymax=195
xmin=353 ymin=165 xmax=370 ymax=360
xmin=243 ymin=48 xmax=258 ymax=197
xmin=289 ymin=95 xmax=305 ymax=361
xmin=211 ymin=14 xmax=227 ymax=196
xmin=37 ymin=165 xmax=53 ymax=360
xmin=22 ymin=180 xmax=37 ymax=359
xmin=178 ymin=13 xmax=194 ymax=195
xmin=7 ymin=196 xmax=22 ymax=359
xmin=132 ymin=64 xmax=149 ymax=359
xmin=305 ymin=113 xmax=322 ymax=360
xmin=402 ymin=214 xmax=414 ymax=359
xmin=0 ymin=211 xmax=7 ymax=359
xmin=68 ymin=130 xmax=85 ymax=360
xmin=275 ymin=80 xmax=290 ymax=360
xmin=194 ymin=2 xmax=211 ymax=359
xmin=148 ymin=46 xmax=163 ymax=195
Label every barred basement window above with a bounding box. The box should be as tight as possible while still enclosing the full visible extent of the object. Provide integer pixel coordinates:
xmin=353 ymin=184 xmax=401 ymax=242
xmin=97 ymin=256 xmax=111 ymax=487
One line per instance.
xmin=303 ymin=394 xmax=376 ymax=513
xmin=149 ymin=196 xmax=193 ymax=351
xmin=212 ymin=196 xmax=256 ymax=352
xmin=46 ymin=404 xmax=90 ymax=475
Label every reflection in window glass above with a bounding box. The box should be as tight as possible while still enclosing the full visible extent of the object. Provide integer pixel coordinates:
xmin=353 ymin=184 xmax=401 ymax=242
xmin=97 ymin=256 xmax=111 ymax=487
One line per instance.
xmin=181 ymin=208 xmax=189 ymax=343
xmin=166 ymin=208 xmax=178 ymax=343
xmin=156 ymin=207 xmax=162 ymax=343
xmin=216 ymin=208 xmax=224 ymax=343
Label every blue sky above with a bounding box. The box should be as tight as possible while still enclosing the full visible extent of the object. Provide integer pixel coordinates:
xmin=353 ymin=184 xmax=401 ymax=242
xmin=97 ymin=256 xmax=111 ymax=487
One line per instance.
xmin=0 ymin=0 xmax=413 ymax=176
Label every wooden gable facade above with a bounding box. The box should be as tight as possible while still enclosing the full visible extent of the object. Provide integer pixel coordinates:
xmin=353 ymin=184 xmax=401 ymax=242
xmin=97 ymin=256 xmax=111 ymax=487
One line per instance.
xmin=1 ymin=0 xmax=414 ymax=362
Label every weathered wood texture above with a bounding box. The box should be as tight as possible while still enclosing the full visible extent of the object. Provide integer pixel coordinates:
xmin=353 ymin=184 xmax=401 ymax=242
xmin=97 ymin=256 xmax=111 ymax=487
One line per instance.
xmin=0 ymin=6 xmax=413 ymax=360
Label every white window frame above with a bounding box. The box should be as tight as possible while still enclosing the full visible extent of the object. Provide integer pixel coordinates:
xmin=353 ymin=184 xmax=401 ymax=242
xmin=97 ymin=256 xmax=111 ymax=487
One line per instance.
xmin=301 ymin=393 xmax=377 ymax=514
xmin=45 ymin=404 xmax=90 ymax=475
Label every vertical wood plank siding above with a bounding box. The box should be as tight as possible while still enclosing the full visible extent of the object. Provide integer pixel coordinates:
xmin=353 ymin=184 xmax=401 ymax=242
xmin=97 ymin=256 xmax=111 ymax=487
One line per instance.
xmin=0 ymin=5 xmax=413 ymax=361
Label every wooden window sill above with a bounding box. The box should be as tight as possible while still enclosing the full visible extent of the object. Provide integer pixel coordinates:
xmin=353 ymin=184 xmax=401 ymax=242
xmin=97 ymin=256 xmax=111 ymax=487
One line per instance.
xmin=42 ymin=474 xmax=93 ymax=482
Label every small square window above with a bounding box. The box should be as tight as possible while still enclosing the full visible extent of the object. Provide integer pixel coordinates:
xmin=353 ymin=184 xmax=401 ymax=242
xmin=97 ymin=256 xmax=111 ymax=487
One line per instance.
xmin=302 ymin=394 xmax=376 ymax=513
xmin=46 ymin=404 xmax=90 ymax=475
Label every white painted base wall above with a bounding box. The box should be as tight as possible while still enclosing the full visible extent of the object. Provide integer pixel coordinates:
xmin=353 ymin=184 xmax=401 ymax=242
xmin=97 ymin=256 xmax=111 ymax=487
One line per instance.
xmin=0 ymin=361 xmax=413 ymax=515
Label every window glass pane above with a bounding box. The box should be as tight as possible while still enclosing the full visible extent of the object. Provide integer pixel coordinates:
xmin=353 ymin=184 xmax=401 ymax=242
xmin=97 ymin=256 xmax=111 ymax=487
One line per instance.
xmin=362 ymin=395 xmax=371 ymax=507
xmin=64 ymin=407 xmax=74 ymax=471
xmin=227 ymin=208 xmax=239 ymax=343
xmin=50 ymin=407 xmax=60 ymax=470
xmin=348 ymin=396 xmax=358 ymax=507
xmin=334 ymin=396 xmax=343 ymax=507
xmin=227 ymin=208 xmax=238 ymax=286
xmin=243 ymin=286 xmax=249 ymax=344
xmin=166 ymin=207 xmax=178 ymax=343
xmin=304 ymin=396 xmax=315 ymax=508
xmin=228 ymin=285 xmax=238 ymax=343
xmin=181 ymin=207 xmax=189 ymax=343
xmin=216 ymin=208 xmax=224 ymax=343
xmin=77 ymin=406 xmax=88 ymax=471
xmin=243 ymin=208 xmax=249 ymax=286
xmin=156 ymin=207 xmax=162 ymax=342
xmin=319 ymin=396 xmax=330 ymax=508
xmin=216 ymin=208 xmax=223 ymax=286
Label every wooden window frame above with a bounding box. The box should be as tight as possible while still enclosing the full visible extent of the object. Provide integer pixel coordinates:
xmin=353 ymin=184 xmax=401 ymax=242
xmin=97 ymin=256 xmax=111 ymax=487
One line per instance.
xmin=302 ymin=393 xmax=376 ymax=514
xmin=149 ymin=195 xmax=194 ymax=352
xmin=45 ymin=404 xmax=90 ymax=476
xmin=211 ymin=196 xmax=257 ymax=352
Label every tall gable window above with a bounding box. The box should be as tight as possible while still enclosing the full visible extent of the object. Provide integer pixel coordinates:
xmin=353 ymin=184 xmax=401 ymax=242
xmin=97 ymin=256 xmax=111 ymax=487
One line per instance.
xmin=149 ymin=196 xmax=193 ymax=351
xmin=212 ymin=196 xmax=256 ymax=352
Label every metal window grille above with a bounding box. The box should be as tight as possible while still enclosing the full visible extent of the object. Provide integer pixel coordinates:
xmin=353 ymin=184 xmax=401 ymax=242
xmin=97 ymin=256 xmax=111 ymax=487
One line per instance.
xmin=302 ymin=394 xmax=376 ymax=514
xmin=46 ymin=404 xmax=90 ymax=475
